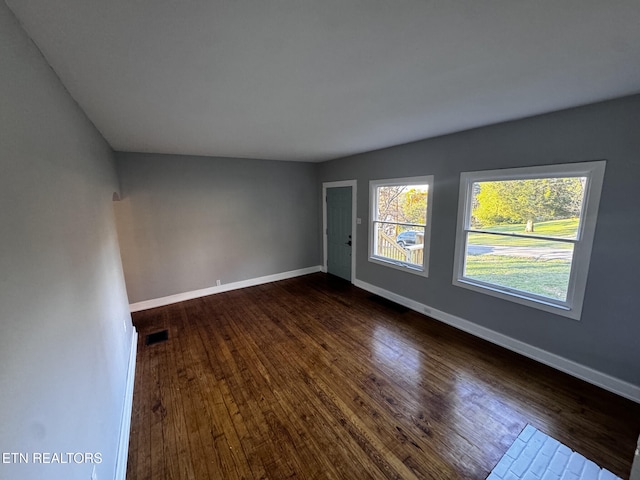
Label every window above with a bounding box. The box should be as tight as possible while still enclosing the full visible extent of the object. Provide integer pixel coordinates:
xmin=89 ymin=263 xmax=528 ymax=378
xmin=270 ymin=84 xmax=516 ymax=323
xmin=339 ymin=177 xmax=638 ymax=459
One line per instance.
xmin=369 ymin=176 xmax=433 ymax=276
xmin=453 ymin=161 xmax=606 ymax=320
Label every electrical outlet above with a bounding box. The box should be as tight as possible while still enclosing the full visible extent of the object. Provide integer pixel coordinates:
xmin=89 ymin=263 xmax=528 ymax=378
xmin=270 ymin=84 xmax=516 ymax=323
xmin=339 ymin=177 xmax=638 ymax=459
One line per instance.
xmin=216 ymin=279 xmax=221 ymax=286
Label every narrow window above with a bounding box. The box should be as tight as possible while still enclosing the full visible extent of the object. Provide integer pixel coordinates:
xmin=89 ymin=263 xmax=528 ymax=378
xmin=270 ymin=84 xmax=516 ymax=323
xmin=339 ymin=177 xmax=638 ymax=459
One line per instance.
xmin=369 ymin=176 xmax=433 ymax=276
xmin=453 ymin=161 xmax=606 ymax=319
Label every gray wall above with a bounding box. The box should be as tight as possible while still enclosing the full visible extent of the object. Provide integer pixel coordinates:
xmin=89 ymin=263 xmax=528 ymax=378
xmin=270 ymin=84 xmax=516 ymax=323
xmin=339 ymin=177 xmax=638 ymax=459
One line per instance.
xmin=0 ymin=4 xmax=134 ymax=480
xmin=319 ymin=95 xmax=640 ymax=387
xmin=115 ymin=152 xmax=320 ymax=303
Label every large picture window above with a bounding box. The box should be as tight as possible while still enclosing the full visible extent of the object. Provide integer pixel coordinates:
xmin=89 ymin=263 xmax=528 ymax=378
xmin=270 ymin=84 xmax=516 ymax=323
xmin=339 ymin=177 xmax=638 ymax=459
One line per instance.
xmin=453 ymin=161 xmax=606 ymax=319
xmin=369 ymin=176 xmax=433 ymax=276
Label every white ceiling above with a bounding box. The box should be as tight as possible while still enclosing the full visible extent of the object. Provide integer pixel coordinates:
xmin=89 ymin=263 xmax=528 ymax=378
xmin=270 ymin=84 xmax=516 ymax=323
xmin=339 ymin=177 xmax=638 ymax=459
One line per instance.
xmin=6 ymin=0 xmax=640 ymax=162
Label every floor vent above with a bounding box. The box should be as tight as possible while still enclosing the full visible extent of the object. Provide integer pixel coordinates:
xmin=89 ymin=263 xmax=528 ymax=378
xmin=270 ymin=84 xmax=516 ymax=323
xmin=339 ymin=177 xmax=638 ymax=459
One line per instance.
xmin=145 ymin=329 xmax=169 ymax=346
xmin=367 ymin=295 xmax=410 ymax=313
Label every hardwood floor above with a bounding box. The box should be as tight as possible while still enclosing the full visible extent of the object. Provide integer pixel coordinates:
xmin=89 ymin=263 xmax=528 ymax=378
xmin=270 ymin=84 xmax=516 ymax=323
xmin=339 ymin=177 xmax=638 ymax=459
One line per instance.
xmin=127 ymin=273 xmax=640 ymax=479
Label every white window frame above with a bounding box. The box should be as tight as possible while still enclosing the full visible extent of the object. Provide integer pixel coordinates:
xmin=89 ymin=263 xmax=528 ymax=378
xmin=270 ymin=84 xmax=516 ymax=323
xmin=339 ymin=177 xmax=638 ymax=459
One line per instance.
xmin=452 ymin=161 xmax=606 ymax=320
xmin=369 ymin=176 xmax=434 ymax=277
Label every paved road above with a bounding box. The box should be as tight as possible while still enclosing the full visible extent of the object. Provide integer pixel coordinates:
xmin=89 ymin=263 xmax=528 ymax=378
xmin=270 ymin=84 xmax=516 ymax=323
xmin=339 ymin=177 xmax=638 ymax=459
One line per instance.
xmin=467 ymin=244 xmax=572 ymax=260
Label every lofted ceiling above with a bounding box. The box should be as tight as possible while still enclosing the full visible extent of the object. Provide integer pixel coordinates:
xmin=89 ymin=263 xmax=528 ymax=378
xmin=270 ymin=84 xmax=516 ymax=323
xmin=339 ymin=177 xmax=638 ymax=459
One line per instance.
xmin=6 ymin=0 xmax=640 ymax=162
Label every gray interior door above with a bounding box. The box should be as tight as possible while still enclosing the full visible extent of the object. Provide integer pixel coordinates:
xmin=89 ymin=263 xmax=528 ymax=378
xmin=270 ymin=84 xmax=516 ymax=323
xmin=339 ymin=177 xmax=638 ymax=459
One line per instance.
xmin=326 ymin=186 xmax=352 ymax=281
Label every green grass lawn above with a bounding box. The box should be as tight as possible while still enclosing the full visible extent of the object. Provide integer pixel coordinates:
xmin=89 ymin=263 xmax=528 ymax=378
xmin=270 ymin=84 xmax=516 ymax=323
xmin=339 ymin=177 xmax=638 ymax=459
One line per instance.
xmin=467 ymin=218 xmax=579 ymax=249
xmin=464 ymin=218 xmax=577 ymax=301
xmin=464 ymin=255 xmax=570 ymax=301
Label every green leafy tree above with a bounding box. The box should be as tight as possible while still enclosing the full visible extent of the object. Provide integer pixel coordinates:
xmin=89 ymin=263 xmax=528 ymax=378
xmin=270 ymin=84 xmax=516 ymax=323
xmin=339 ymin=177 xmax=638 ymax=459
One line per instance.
xmin=376 ymin=186 xmax=428 ymax=236
xmin=473 ymin=178 xmax=584 ymax=232
xmin=400 ymin=188 xmax=427 ymax=225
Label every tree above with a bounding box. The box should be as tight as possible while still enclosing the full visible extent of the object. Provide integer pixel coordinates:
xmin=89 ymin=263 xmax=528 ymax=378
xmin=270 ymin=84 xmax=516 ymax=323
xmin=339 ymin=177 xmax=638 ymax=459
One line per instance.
xmin=472 ymin=178 xmax=584 ymax=232
xmin=376 ymin=186 xmax=406 ymax=236
xmin=400 ymin=188 xmax=427 ymax=225
xmin=376 ymin=185 xmax=428 ymax=235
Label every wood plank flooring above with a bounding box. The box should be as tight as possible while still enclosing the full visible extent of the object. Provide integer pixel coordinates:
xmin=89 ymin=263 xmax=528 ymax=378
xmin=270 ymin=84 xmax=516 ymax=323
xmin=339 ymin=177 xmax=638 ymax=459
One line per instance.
xmin=127 ymin=273 xmax=640 ymax=479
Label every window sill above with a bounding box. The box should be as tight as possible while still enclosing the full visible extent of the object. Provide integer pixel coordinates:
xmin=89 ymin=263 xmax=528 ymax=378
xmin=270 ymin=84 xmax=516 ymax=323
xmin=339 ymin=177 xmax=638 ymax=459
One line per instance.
xmin=452 ymin=277 xmax=579 ymax=320
xmin=369 ymin=256 xmax=428 ymax=277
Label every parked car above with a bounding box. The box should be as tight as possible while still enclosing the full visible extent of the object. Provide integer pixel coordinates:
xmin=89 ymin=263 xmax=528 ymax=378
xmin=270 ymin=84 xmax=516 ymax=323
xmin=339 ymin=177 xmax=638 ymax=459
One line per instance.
xmin=396 ymin=231 xmax=420 ymax=247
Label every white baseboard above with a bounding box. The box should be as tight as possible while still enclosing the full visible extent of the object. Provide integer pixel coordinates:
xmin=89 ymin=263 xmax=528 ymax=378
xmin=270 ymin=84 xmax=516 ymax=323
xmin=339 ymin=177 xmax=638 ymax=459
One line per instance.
xmin=129 ymin=266 xmax=323 ymax=312
xmin=115 ymin=329 xmax=138 ymax=480
xmin=354 ymin=279 xmax=640 ymax=404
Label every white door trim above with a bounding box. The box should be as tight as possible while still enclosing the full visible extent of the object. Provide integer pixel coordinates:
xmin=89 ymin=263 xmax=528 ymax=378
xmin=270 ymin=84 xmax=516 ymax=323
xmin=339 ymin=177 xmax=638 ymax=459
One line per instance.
xmin=322 ymin=180 xmax=357 ymax=283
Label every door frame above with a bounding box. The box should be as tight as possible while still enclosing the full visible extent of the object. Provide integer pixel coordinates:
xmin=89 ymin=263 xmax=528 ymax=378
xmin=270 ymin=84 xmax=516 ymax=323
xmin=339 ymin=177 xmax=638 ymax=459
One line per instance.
xmin=322 ymin=180 xmax=357 ymax=283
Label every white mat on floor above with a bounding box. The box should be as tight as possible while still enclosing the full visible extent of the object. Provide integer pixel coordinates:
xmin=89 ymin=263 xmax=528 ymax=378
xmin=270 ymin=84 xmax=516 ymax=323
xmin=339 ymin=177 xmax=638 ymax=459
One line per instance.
xmin=488 ymin=424 xmax=621 ymax=480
